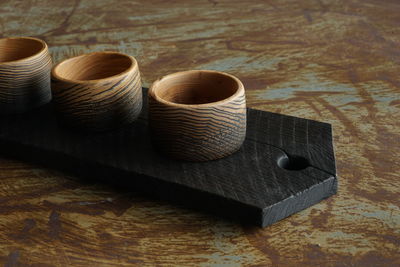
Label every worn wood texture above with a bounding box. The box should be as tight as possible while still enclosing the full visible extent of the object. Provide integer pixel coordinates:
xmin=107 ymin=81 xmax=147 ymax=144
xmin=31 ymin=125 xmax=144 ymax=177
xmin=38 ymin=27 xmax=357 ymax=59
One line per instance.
xmin=0 ymin=0 xmax=399 ymax=266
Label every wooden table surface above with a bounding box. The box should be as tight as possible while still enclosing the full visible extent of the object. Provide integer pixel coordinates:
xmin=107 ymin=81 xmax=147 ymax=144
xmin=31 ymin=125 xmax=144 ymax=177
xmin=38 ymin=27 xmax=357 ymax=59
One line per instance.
xmin=0 ymin=0 xmax=399 ymax=266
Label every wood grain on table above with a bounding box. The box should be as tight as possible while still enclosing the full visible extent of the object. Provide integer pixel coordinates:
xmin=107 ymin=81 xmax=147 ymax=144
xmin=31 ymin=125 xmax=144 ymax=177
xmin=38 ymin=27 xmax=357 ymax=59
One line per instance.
xmin=0 ymin=0 xmax=399 ymax=266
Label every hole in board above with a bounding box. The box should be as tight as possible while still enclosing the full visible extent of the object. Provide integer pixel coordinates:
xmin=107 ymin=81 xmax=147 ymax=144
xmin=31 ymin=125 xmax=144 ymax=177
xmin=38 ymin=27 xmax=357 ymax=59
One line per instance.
xmin=277 ymin=154 xmax=310 ymax=171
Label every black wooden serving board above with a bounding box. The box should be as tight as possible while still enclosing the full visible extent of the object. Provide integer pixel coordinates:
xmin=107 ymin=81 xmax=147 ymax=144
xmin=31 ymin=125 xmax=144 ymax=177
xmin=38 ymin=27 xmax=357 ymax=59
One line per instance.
xmin=0 ymin=88 xmax=337 ymax=227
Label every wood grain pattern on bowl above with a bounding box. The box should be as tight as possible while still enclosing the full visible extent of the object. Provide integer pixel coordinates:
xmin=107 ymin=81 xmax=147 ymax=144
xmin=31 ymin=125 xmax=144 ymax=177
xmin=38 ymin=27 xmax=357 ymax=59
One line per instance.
xmin=51 ymin=51 xmax=142 ymax=131
xmin=149 ymin=70 xmax=246 ymax=161
xmin=0 ymin=37 xmax=52 ymax=113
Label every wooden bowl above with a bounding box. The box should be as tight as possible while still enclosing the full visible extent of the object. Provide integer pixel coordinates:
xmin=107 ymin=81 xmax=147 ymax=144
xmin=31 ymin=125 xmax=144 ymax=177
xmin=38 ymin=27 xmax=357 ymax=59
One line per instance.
xmin=0 ymin=37 xmax=52 ymax=113
xmin=51 ymin=51 xmax=142 ymax=131
xmin=149 ymin=70 xmax=246 ymax=161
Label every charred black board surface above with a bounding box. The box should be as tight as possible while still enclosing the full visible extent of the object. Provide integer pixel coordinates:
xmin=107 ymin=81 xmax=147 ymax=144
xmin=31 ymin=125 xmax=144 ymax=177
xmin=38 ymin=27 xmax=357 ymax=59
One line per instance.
xmin=0 ymin=88 xmax=337 ymax=227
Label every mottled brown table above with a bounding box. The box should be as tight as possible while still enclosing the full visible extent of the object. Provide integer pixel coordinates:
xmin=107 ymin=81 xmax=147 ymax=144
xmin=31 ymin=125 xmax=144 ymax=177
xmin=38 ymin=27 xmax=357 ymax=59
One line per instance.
xmin=0 ymin=0 xmax=399 ymax=266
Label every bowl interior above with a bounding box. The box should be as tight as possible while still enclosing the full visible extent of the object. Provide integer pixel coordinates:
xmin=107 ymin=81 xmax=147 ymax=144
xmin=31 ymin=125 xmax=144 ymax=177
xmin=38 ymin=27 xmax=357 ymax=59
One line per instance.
xmin=154 ymin=71 xmax=240 ymax=105
xmin=53 ymin=53 xmax=133 ymax=81
xmin=0 ymin=38 xmax=45 ymax=63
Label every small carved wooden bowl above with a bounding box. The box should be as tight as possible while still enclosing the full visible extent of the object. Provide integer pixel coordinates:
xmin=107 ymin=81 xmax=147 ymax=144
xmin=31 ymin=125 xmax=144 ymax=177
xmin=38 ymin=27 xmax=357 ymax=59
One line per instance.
xmin=51 ymin=51 xmax=142 ymax=131
xmin=0 ymin=37 xmax=52 ymax=113
xmin=149 ymin=70 xmax=246 ymax=161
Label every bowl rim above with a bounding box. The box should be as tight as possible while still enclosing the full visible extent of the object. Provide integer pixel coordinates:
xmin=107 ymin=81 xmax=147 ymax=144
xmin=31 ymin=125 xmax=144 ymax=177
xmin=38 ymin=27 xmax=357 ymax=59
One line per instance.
xmin=149 ymin=70 xmax=245 ymax=108
xmin=51 ymin=51 xmax=138 ymax=84
xmin=0 ymin=36 xmax=48 ymax=65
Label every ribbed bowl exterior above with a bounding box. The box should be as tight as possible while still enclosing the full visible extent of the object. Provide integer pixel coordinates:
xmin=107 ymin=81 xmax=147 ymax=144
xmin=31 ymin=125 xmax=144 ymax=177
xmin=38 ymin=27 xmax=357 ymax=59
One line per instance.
xmin=149 ymin=79 xmax=246 ymax=162
xmin=51 ymin=55 xmax=142 ymax=132
xmin=0 ymin=40 xmax=52 ymax=113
